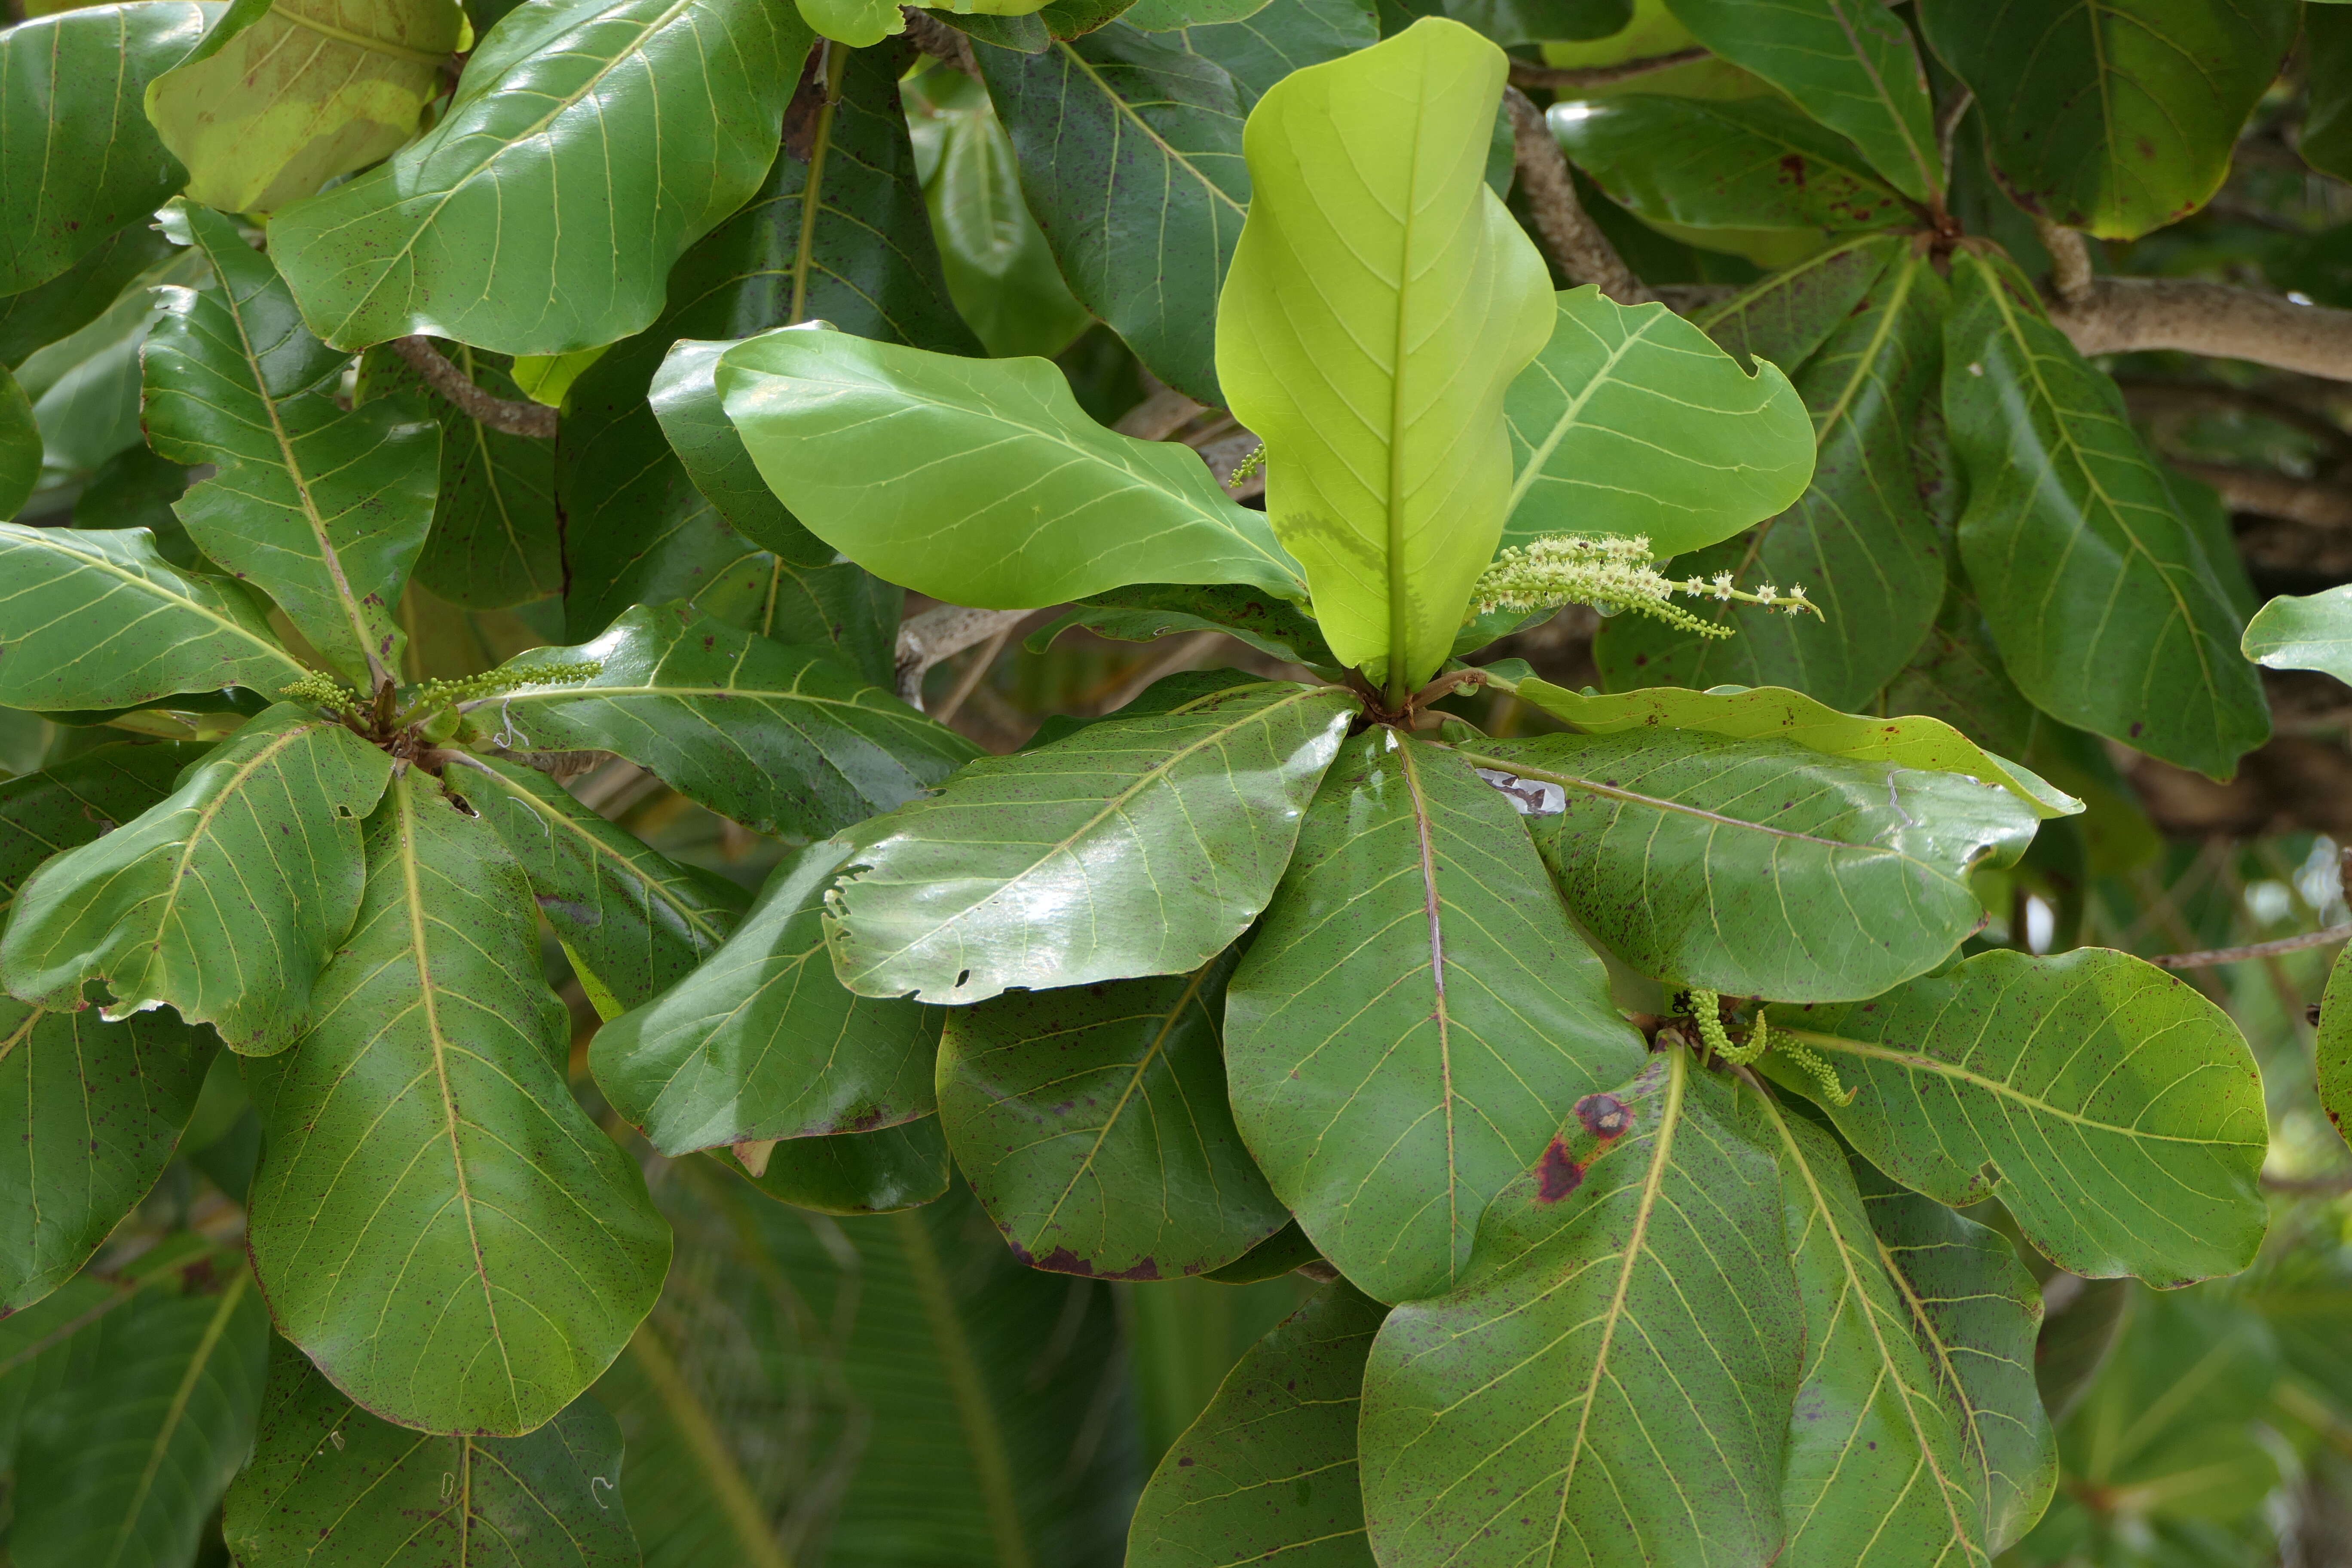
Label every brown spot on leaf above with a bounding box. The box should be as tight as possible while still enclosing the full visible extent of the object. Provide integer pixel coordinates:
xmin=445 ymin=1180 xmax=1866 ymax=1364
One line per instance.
xmin=1575 ymin=1093 xmax=1630 ymax=1138
xmin=1535 ymin=1139 xmax=1583 ymax=1202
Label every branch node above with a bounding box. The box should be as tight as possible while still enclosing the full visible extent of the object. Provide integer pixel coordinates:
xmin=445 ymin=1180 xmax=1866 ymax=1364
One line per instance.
xmin=2034 ymin=215 xmax=2096 ymax=307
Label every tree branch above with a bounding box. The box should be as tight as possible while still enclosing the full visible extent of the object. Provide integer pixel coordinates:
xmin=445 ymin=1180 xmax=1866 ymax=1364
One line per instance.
xmin=2046 ymin=277 xmax=2352 ymax=383
xmin=1503 ymin=86 xmax=1649 ymax=305
xmin=387 ymin=337 xmax=557 ymax=438
xmin=2034 ymin=216 xmax=2095 ymax=306
xmin=896 ymin=604 xmax=1034 ymax=707
xmin=2169 ymin=459 xmax=2352 ymax=528
xmin=1507 ymin=49 xmax=1706 ymax=91
xmin=898 ymin=6 xmax=977 ymax=77
xmin=2150 ymin=922 xmax=2352 ymax=969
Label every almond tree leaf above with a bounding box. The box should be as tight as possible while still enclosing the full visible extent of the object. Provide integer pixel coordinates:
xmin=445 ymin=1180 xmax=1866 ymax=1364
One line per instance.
xmin=0 ymin=221 xmax=177 ymax=371
xmin=481 ymin=605 xmax=978 ymax=841
xmin=1225 ymin=729 xmax=1646 ymax=1303
xmin=0 ymin=3 xmax=208 ymax=295
xmin=649 ymin=340 xmax=829 ymax=567
xmin=1501 ymin=285 xmax=1813 ymax=558
xmin=1942 ymin=246 xmax=2269 ymax=779
xmin=727 ymin=1115 xmax=952 ymax=1214
xmin=1359 ymin=1047 xmax=1802 ymax=1566
xmin=591 ymin=839 xmax=942 ymax=1156
xmin=0 ymin=705 xmax=395 ymax=1055
xmin=826 ymin=680 xmax=1357 ymax=1004
xmin=2321 ymin=943 xmax=2352 ymax=1145
xmin=1170 ymin=0 xmax=1376 ymax=109
xmin=1763 ymin=946 xmax=2269 ymax=1286
xmin=269 ymin=0 xmax=815 ymax=355
xmin=716 ymin=328 xmax=1306 ymax=609
xmin=2243 ymin=582 xmax=2352 ymax=683
xmin=0 ymin=524 xmax=307 ymax=710
xmin=145 ymin=0 xmax=469 ymax=214
xmin=224 ymin=1344 xmax=640 ymax=1567
xmin=1125 ymin=1282 xmax=1385 ymax=1568
xmin=1463 ymin=729 xmax=2037 ymax=1002
xmin=941 ymin=944 xmax=1287 ymax=1280
xmin=1698 ymin=233 xmax=1902 ymax=374
xmin=244 ymin=769 xmax=671 ymax=1436
xmin=1216 ymin=17 xmax=1553 ymax=692
xmin=0 ymin=361 xmax=37 ymax=521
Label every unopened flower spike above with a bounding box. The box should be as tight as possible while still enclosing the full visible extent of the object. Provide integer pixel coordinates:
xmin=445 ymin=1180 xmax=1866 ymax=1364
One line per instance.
xmin=1687 ymin=986 xmax=1768 ymax=1066
xmin=280 ymin=671 xmax=365 ymax=713
xmin=1470 ymin=533 xmax=1822 ymax=635
xmin=413 ymin=659 xmax=604 ymax=719
xmin=1225 ymin=443 xmax=1266 ymax=487
xmin=1780 ymin=1039 xmax=1859 ymax=1106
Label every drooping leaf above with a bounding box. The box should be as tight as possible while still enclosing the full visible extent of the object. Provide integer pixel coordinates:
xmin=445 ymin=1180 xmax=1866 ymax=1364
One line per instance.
xmin=729 ymin=1116 xmax=954 ymax=1214
xmin=1917 ymin=0 xmax=2296 ymax=240
xmin=479 ymin=605 xmax=977 ymax=841
xmin=592 ymin=839 xmax=943 ymax=1155
xmin=144 ymin=202 xmax=440 ymax=686
xmin=1216 ymin=17 xmax=1551 ymax=693
xmin=1463 ymin=728 xmax=2036 ymax=1002
xmin=0 ymin=3 xmax=208 ymax=296
xmin=977 ymin=21 xmax=1250 ymax=401
xmin=1225 ymin=729 xmax=1645 ymax=1302
xmin=941 ymin=944 xmax=1287 ymax=1280
xmin=269 ymin=0 xmax=815 ymax=354
xmin=1041 ymin=582 xmax=1341 ymax=670
xmin=1126 ymin=1282 xmax=1384 ymax=1568
xmin=1360 ymin=1046 xmax=1803 ymax=1565
xmin=224 ymin=1344 xmax=640 ymax=1568
xmin=144 ymin=0 xmax=468 ymax=214
xmin=717 ymin=328 xmax=1305 ymax=609
xmin=1171 ymin=0 xmax=1378 ymax=109
xmin=0 ymin=524 xmax=307 ymax=709
xmin=1763 ymin=946 xmax=2268 ymax=1286
xmin=1 ymin=705 xmax=394 ymax=1054
xmin=18 ymin=249 xmax=194 ymax=491
xmin=825 ymin=680 xmax=1355 ymax=1004
xmin=244 ymin=768 xmax=671 ymax=1436
xmin=1942 ymin=246 xmax=2269 ymax=778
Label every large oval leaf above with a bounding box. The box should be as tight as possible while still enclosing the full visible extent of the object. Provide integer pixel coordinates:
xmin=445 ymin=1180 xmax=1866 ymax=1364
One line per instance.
xmin=1763 ymin=946 xmax=2268 ymax=1286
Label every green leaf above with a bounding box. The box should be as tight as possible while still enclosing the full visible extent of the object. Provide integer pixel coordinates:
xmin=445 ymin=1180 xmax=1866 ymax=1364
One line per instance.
xmin=649 ymin=341 xmax=829 ymax=567
xmin=224 ymin=1344 xmax=640 ymax=1567
xmin=728 ymin=1116 xmax=953 ymax=1214
xmin=145 ymin=0 xmax=468 ymax=214
xmin=481 ymin=605 xmax=978 ymax=840
xmin=1942 ymin=247 xmax=2269 ymax=778
xmin=1217 ymin=17 xmax=1552 ymax=694
xmin=827 ymin=680 xmax=1355 ymax=1004
xmin=1917 ymin=0 xmax=2296 ymax=240
xmin=1126 ymin=0 xmax=1271 ymax=28
xmin=2321 ymin=943 xmax=2352 ymax=1146
xmin=1042 ymin=582 xmax=1341 ymax=669
xmin=0 ymin=360 xmax=38 ymax=521
xmin=0 ymin=3 xmax=208 ymax=295
xmin=1699 ymin=231 xmax=1901 ymax=372
xmin=2307 ymin=6 xmax=2352 ymax=182
xmin=0 ymin=524 xmax=307 ymax=709
xmin=1126 ymin=1282 xmax=1384 ymax=1568
xmin=977 ymin=22 xmax=1250 ymax=401
xmin=591 ymin=839 xmax=942 ymax=1155
xmin=269 ymin=0 xmax=815 ymax=354
xmin=17 ymin=249 xmax=193 ymax=490
xmin=1881 ymin=582 xmax=2042 ymax=760
xmin=0 ymin=705 xmax=394 ymax=1054
xmin=1763 ymin=946 xmax=2269 ymax=1286
xmin=717 ymin=328 xmax=1305 ymax=609
xmin=144 ymin=202 xmax=440 ymax=686
xmin=1359 ymin=1046 xmax=1802 ymax=1565
xmin=1464 ymin=728 xmax=2037 ymax=1001
xmin=1225 ymin=729 xmax=1645 ymax=1302
xmin=0 ymin=220 xmax=176 ymax=371
xmin=10 ymin=1254 xmax=270 ymax=1568
xmin=1666 ymin=0 xmax=1941 ymax=204
xmin=940 ymin=944 xmax=1286 ymax=1280
xmin=456 ymin=754 xmax=750 ymax=1014
xmin=2244 ymin=584 xmax=2352 ymax=683
xmin=1171 ymin=0 xmax=1378 ymax=110
xmin=244 ymin=769 xmax=670 ymax=1436
xmin=1501 ymin=285 xmax=1813 ymax=558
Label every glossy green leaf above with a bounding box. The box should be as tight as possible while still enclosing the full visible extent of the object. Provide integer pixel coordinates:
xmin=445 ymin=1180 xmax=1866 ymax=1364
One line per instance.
xmin=718 ymin=327 xmax=1305 ymax=609
xmin=592 ymin=839 xmax=942 ymax=1155
xmin=481 ymin=605 xmax=977 ymax=840
xmin=1465 ymin=728 xmax=2036 ymax=1002
xmin=2321 ymin=943 xmax=2352 ymax=1145
xmin=0 ymin=220 xmax=176 ymax=371
xmin=0 ymin=361 xmax=37 ymax=521
xmin=1126 ymin=1282 xmax=1384 ymax=1568
xmin=1042 ymin=582 xmax=1341 ymax=669
xmin=0 ymin=524 xmax=306 ymax=709
xmin=1943 ymin=247 xmax=2269 ymax=778
xmin=1881 ymin=584 xmax=2042 ymax=760
xmin=1125 ymin=0 xmax=1269 ymax=27
xmin=144 ymin=202 xmax=439 ymax=686
xmin=224 ymin=1345 xmax=640 ymax=1568
xmin=0 ymin=3 xmax=207 ymax=295
xmin=648 ymin=340 xmax=828 ymax=567
xmin=270 ymin=0 xmax=814 ymax=354
xmin=1666 ymin=0 xmax=1941 ymax=203
xmin=10 ymin=1254 xmax=269 ymax=1568
xmin=1 ymin=705 xmax=394 ymax=1054
xmin=1700 ymin=232 xmax=1900 ymax=372
xmin=2244 ymin=584 xmax=2352 ymax=683
xmin=1501 ymin=285 xmax=1812 ymax=557
xmin=941 ymin=945 xmax=1286 ymax=1280
xmin=729 ymin=1115 xmax=953 ymax=1214
xmin=826 ymin=680 xmax=1355 ymax=1004
xmin=18 ymin=248 xmax=192 ymax=490
xmin=1918 ymin=0 xmax=2295 ymax=240
xmin=1360 ymin=1047 xmax=1802 ymax=1565
xmin=1199 ymin=1218 xmax=1323 ymax=1283
xmin=145 ymin=0 xmax=468 ymax=214
xmin=1218 ymin=17 xmax=1551 ymax=693
xmin=977 ymin=22 xmax=1250 ymax=402
xmin=1764 ymin=946 xmax=2268 ymax=1286
xmin=1171 ymin=0 xmax=1377 ymax=110
xmin=1225 ymin=729 xmax=1645 ymax=1302
xmin=245 ymin=769 xmax=670 ymax=1435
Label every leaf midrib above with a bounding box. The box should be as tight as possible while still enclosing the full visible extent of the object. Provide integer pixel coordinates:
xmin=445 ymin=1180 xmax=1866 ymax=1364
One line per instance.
xmin=101 ymin=1267 xmax=249 ymax=1568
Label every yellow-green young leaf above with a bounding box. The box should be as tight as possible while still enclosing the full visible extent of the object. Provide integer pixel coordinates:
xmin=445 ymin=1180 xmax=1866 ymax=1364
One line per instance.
xmin=144 ymin=0 xmax=469 ymax=215
xmin=1215 ymin=16 xmax=1553 ymax=695
xmin=2244 ymin=583 xmax=2352 ymax=683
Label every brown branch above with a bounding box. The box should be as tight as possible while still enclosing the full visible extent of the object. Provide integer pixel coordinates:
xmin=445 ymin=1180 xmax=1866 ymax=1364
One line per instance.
xmin=2149 ymin=922 xmax=2352 ymax=969
xmin=2266 ymin=1171 xmax=2352 ymax=1194
xmin=895 ymin=604 xmax=1034 ymax=707
xmin=1507 ymin=48 xmax=1706 ymax=91
xmin=2034 ymin=216 xmax=2095 ymax=306
xmin=2169 ymin=459 xmax=2352 ymax=528
xmin=387 ymin=337 xmax=557 ymax=438
xmin=2046 ymin=277 xmax=2352 ymax=383
xmin=1933 ymin=87 xmax=1974 ymax=189
xmin=2116 ymin=375 xmax=2352 ymax=455
xmin=1503 ymin=86 xmax=1649 ymax=305
xmin=898 ymin=6 xmax=978 ymax=77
